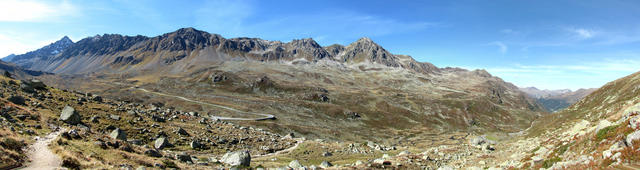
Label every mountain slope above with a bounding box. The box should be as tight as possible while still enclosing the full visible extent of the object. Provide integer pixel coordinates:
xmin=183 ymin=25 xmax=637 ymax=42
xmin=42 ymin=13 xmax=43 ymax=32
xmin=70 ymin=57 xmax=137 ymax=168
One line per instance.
xmin=9 ymin=28 xmax=545 ymax=141
xmin=505 ymin=71 xmax=640 ymax=168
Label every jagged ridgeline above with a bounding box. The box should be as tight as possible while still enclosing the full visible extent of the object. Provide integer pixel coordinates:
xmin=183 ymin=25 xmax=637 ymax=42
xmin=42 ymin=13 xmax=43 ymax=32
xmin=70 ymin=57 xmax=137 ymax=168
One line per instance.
xmin=7 ymin=28 xmax=545 ymax=141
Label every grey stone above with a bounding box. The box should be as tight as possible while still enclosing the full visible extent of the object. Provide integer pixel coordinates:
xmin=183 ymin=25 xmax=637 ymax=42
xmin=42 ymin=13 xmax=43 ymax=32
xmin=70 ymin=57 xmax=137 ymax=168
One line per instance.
xmin=110 ymin=128 xmax=127 ymax=141
xmin=175 ymin=153 xmax=192 ymax=163
xmin=322 ymin=151 xmax=332 ymax=157
xmin=289 ymin=160 xmax=303 ymax=168
xmin=144 ymin=149 xmax=162 ymax=157
xmin=155 ymin=137 xmax=169 ymax=150
xmin=190 ymin=140 xmax=202 ymax=149
xmin=220 ymin=150 xmax=251 ymax=167
xmin=319 ymin=161 xmax=332 ymax=168
xmin=60 ymin=106 xmax=81 ymax=125
xmin=110 ymin=114 xmax=121 ymax=120
xmin=177 ymin=128 xmax=189 ymax=136
xmin=8 ymin=95 xmax=25 ymax=105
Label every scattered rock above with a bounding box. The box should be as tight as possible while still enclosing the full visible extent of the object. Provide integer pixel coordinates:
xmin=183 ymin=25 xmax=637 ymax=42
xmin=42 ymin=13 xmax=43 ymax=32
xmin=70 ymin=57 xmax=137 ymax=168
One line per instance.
xmin=322 ymin=151 xmax=332 ymax=157
xmin=94 ymin=141 xmax=107 ymax=149
xmin=190 ymin=140 xmax=202 ymax=149
xmin=177 ymin=128 xmax=189 ymax=136
xmin=175 ymin=153 xmax=192 ymax=163
xmin=155 ymin=137 xmax=169 ymax=150
xmin=220 ymin=150 xmax=251 ymax=167
xmin=144 ymin=149 xmax=162 ymax=157
xmin=60 ymin=106 xmax=81 ymax=125
xmin=152 ymin=115 xmax=165 ymax=122
xmin=319 ymin=161 xmax=333 ymax=168
xmin=289 ymin=160 xmax=303 ymax=169
xmin=8 ymin=95 xmax=25 ymax=105
xmin=27 ymin=79 xmax=46 ymax=90
xmin=373 ymin=158 xmax=385 ymax=164
xmin=626 ymin=131 xmax=640 ymax=146
xmin=109 ymin=114 xmax=121 ymax=120
xmin=110 ymin=128 xmax=127 ymax=141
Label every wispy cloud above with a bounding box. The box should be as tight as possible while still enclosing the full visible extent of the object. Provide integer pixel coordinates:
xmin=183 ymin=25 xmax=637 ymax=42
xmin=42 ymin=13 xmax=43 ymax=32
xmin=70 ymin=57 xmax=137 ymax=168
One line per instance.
xmin=0 ymin=0 xmax=78 ymax=22
xmin=488 ymin=41 xmax=508 ymax=54
xmin=567 ymin=28 xmax=596 ymax=39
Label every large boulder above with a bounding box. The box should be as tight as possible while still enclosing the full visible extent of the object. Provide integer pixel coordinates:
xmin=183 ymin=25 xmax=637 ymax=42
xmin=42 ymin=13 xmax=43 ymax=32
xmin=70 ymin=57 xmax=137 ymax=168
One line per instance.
xmin=60 ymin=106 xmax=81 ymax=125
xmin=28 ymin=79 xmax=46 ymax=90
xmin=190 ymin=140 xmax=202 ymax=149
xmin=110 ymin=128 xmax=127 ymax=141
xmin=220 ymin=150 xmax=251 ymax=167
xmin=7 ymin=95 xmax=25 ymax=105
xmin=289 ymin=160 xmax=303 ymax=169
xmin=319 ymin=161 xmax=333 ymax=168
xmin=154 ymin=137 xmax=169 ymax=150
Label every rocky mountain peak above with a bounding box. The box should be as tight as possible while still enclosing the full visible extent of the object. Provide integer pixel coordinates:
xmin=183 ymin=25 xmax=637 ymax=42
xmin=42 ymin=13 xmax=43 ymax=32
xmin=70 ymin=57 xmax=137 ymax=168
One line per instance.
xmin=288 ymin=38 xmax=321 ymax=48
xmin=340 ymin=37 xmax=399 ymax=67
xmin=5 ymin=35 xmax=75 ymax=64
xmin=284 ymin=38 xmax=330 ymax=60
xmin=57 ymin=36 xmax=73 ymax=45
xmin=324 ymin=44 xmax=345 ymax=56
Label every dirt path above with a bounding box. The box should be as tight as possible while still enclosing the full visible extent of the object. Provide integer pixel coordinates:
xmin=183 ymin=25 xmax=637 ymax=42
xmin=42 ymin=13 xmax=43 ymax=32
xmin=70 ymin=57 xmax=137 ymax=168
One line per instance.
xmin=20 ymin=129 xmax=64 ymax=170
xmin=254 ymin=138 xmax=304 ymax=158
xmin=134 ymin=87 xmax=276 ymax=121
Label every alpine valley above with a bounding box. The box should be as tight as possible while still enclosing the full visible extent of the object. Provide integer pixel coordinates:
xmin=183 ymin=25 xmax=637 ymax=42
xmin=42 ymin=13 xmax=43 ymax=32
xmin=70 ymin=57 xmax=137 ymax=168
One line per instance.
xmin=1 ymin=28 xmax=639 ymax=169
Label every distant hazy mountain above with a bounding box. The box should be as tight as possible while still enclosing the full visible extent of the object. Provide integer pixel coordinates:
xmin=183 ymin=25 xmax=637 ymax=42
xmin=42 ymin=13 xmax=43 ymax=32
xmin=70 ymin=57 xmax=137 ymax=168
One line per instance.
xmin=520 ymin=87 xmax=596 ymax=112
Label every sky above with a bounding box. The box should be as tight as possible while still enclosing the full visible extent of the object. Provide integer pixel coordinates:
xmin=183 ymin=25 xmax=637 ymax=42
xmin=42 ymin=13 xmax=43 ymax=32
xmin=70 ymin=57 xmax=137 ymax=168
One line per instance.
xmin=1 ymin=0 xmax=639 ymax=90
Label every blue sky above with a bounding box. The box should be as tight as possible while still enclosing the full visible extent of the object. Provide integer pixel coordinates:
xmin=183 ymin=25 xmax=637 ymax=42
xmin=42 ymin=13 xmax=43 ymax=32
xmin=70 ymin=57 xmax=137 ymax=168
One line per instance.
xmin=1 ymin=0 xmax=639 ymax=90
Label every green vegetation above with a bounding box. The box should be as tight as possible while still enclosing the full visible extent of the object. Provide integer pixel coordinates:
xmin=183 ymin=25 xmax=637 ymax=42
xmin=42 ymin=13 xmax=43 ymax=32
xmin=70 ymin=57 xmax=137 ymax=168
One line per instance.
xmin=542 ymin=157 xmax=562 ymax=168
xmin=556 ymin=143 xmax=570 ymax=156
xmin=596 ymin=125 xmax=620 ymax=142
xmin=531 ymin=146 xmax=540 ymax=153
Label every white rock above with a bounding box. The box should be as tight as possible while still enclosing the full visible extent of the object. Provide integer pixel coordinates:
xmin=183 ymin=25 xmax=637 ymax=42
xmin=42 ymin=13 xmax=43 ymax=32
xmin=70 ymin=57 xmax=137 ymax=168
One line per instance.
xmin=626 ymin=130 xmax=640 ymax=146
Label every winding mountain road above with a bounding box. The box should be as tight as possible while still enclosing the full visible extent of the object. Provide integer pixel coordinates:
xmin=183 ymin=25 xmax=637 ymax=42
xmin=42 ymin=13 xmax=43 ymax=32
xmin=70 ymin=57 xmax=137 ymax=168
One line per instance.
xmin=133 ymin=87 xmax=276 ymax=121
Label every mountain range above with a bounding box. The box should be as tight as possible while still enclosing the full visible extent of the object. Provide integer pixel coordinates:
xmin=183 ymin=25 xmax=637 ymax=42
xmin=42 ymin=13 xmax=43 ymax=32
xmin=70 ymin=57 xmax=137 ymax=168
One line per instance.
xmin=4 ymin=27 xmax=544 ymax=141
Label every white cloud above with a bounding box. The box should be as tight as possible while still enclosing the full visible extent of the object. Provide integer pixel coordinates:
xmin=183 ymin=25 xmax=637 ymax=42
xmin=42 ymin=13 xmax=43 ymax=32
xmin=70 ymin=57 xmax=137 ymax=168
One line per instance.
xmin=488 ymin=41 xmax=508 ymax=54
xmin=568 ymin=28 xmax=596 ymax=39
xmin=0 ymin=0 xmax=78 ymax=22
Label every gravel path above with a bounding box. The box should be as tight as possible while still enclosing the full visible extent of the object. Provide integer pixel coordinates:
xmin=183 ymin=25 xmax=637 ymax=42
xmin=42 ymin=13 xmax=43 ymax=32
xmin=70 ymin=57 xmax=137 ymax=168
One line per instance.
xmin=21 ymin=129 xmax=64 ymax=170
